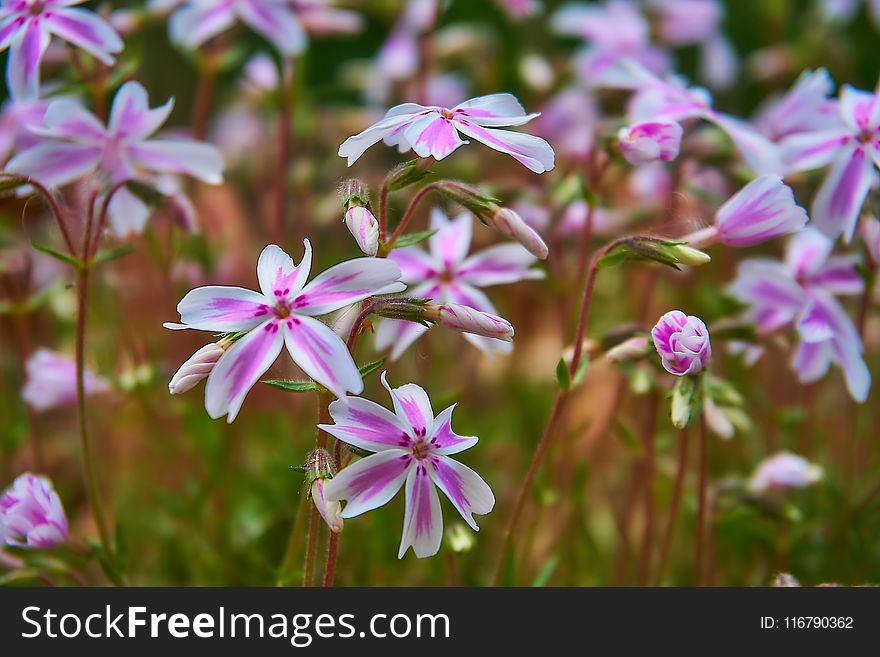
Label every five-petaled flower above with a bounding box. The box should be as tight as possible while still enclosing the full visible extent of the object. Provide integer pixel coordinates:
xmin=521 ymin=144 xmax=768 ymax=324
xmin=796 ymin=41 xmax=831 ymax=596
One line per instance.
xmin=375 ymin=208 xmax=542 ymax=359
xmin=322 ymin=372 xmax=495 ymax=559
xmin=338 ymin=93 xmax=556 ymax=173
xmin=7 ymin=81 xmax=224 ymax=236
xmin=651 ymin=310 xmax=712 ymax=376
xmin=780 ymin=81 xmax=880 ymax=241
xmin=164 ymin=242 xmax=405 ymax=422
xmin=727 ymin=227 xmax=870 ymax=401
xmin=0 ymin=0 xmax=123 ymax=100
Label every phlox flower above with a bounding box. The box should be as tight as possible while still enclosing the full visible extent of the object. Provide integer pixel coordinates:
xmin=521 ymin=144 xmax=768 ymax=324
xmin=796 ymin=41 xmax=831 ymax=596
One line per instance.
xmin=779 ymin=81 xmax=880 ymax=241
xmin=322 ymin=372 xmax=494 ymax=559
xmin=747 ymin=452 xmax=822 ymax=494
xmin=164 ymin=243 xmax=405 ymax=422
xmin=338 ymin=93 xmax=555 ymax=174
xmin=532 ymin=87 xmax=598 ymax=161
xmin=1 ymin=473 xmax=68 ymax=548
xmin=169 ymin=0 xmax=306 ymax=57
xmin=7 ymin=81 xmax=224 ymax=236
xmin=0 ymin=0 xmax=122 ymax=100
xmin=375 ymin=208 xmax=543 ymax=359
xmin=617 ymin=120 xmax=683 ymax=165
xmin=21 ymin=348 xmax=109 ymax=412
xmin=753 ymin=69 xmax=844 ymax=142
xmin=727 ymin=227 xmax=870 ymax=401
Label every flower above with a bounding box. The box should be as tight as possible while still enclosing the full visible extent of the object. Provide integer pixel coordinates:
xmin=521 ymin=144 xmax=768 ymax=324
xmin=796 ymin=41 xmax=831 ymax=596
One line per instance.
xmin=7 ymin=81 xmax=224 ymax=236
xmin=779 ymin=82 xmax=880 ymax=241
xmin=338 ymin=93 xmax=555 ymax=174
xmin=344 ymin=206 xmax=379 ymax=256
xmin=685 ymin=176 xmax=808 ymax=248
xmin=375 ymin=208 xmax=542 ymax=360
xmin=617 ymin=120 xmax=683 ymax=165
xmin=727 ymin=227 xmax=869 ymax=401
xmin=753 ymin=69 xmax=843 ymax=142
xmin=651 ymin=310 xmax=711 ymax=375
xmin=424 ymin=303 xmax=515 ymax=341
xmin=168 ymin=339 xmax=232 ymax=395
xmin=533 ymin=87 xmax=598 ymax=161
xmin=0 ymin=0 xmax=123 ymax=100
xmin=164 ymin=242 xmax=405 ymax=422
xmin=21 ymin=348 xmax=109 ymax=412
xmin=1 ymin=473 xmax=68 ymax=548
xmin=747 ymin=452 xmax=823 ymax=494
xmin=0 ymin=82 xmax=51 ymax=164
xmin=322 ymin=372 xmax=494 ymax=559
xmin=168 ymin=0 xmax=307 ymax=57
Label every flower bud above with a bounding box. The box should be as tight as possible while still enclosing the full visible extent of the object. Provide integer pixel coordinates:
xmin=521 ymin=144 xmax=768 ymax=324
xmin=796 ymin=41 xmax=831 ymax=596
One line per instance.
xmin=747 ymin=452 xmax=822 ymax=495
xmin=605 ymin=335 xmax=650 ymax=363
xmin=486 ymin=207 xmax=549 ymax=259
xmin=668 ymin=244 xmax=712 ymax=266
xmin=344 ymin=206 xmax=380 ymax=256
xmin=168 ymin=338 xmax=231 ymax=395
xmin=670 ymin=375 xmax=701 ymax=429
xmin=651 ymin=310 xmax=711 ymax=376
xmin=339 ymin=178 xmax=370 ymax=209
xmin=307 ymin=449 xmax=343 ymax=534
xmin=712 ymin=176 xmax=807 ymax=247
xmin=424 ymin=303 xmax=515 ymax=341
xmin=1 ymin=473 xmax=68 ymax=549
xmin=617 ymin=121 xmax=683 ymax=165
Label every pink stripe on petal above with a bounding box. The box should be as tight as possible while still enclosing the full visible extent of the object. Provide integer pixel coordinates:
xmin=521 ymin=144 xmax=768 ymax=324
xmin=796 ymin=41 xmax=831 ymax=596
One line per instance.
xmin=204 ymin=318 xmax=284 ymax=422
xmin=237 ymin=0 xmax=306 ymax=56
xmin=283 ymin=314 xmax=362 ymax=397
xmin=324 ymin=449 xmax=412 ymax=517
xmin=169 ymin=0 xmax=236 ymax=49
xmin=429 ymin=209 xmax=471 ymax=271
xmin=108 ymin=81 xmax=173 ymax=140
xmin=293 ymin=257 xmax=404 ymax=316
xmin=404 ymin=112 xmax=466 ymax=160
xmin=381 ymin=372 xmax=433 ymax=437
xmin=127 ymin=140 xmax=223 ymax=184
xmin=427 ymin=454 xmax=494 ymax=531
xmin=387 ymin=246 xmax=438 ymax=284
xmin=6 ymin=141 xmax=102 ymax=187
xmin=256 ymin=242 xmax=311 ymax=300
xmin=8 ymin=20 xmax=48 ymax=101
xmin=176 ymin=285 xmax=271 ymax=331
xmin=457 ymin=243 xmax=542 ymax=286
xmin=44 ymin=7 xmax=122 ymax=64
xmin=398 ymin=462 xmax=442 ymax=558
xmin=320 ymin=396 xmax=412 ymax=452
xmin=812 ymin=145 xmax=874 ymax=242
xmin=374 ymin=318 xmax=430 ymax=361
xmin=428 ymin=405 xmax=477 ymax=455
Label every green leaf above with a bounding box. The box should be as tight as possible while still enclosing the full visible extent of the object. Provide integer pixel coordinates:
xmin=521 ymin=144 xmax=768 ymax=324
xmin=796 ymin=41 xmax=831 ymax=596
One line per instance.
xmin=92 ymin=243 xmax=135 ymax=266
xmin=30 ymin=240 xmax=80 ymax=268
xmin=262 ymin=379 xmax=320 ymax=393
xmin=387 ymin=229 xmax=437 ymax=250
xmin=571 ymin=355 xmax=589 ymax=386
xmin=530 ymin=556 xmax=560 ymax=587
xmin=596 ymin=247 xmax=631 ymax=269
xmin=358 ymin=358 xmax=385 ymax=379
xmin=556 ymin=357 xmax=571 ymax=390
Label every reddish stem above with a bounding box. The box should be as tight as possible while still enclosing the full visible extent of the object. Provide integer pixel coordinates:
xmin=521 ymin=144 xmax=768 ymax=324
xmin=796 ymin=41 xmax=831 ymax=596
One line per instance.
xmin=655 ymin=428 xmax=688 ymax=585
xmin=695 ymin=412 xmax=709 ymax=587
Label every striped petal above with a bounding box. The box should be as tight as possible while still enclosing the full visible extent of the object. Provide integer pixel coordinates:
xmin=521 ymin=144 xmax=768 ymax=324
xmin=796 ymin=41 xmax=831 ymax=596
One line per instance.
xmin=282 ymin=313 xmax=362 ymax=397
xmin=127 ymin=139 xmax=224 ymax=184
xmin=811 ymin=144 xmax=875 ymax=242
xmin=319 ymin=396 xmax=412 ymax=452
xmin=454 ymin=119 xmax=555 ymax=173
xmin=398 ymin=462 xmax=443 ymax=558
xmin=256 ymin=241 xmax=311 ymax=300
xmin=427 ymin=454 xmax=494 ymax=531
xmin=428 ymin=405 xmax=477 ymax=455
xmin=5 ymin=141 xmax=102 ymax=187
xmin=381 ymin=371 xmax=433 ymax=438
xmin=44 ymin=7 xmax=123 ymax=64
xmin=292 ymin=257 xmax=404 ymax=316
xmin=324 ymin=449 xmax=413 ymax=517
xmin=7 ymin=20 xmax=49 ymax=101
xmin=176 ymin=285 xmax=271 ymax=331
xmin=237 ymin=0 xmax=306 ymax=57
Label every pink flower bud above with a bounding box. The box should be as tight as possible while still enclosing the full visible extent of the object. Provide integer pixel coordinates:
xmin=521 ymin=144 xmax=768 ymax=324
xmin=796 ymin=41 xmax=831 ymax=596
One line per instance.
xmin=651 ymin=310 xmax=711 ymax=376
xmin=21 ymin=349 xmax=109 ymax=412
xmin=344 ymin=206 xmax=379 ymax=256
xmin=617 ymin=121 xmax=683 ymax=165
xmin=747 ymin=452 xmax=822 ymax=494
xmin=712 ymin=175 xmax=807 ymax=247
xmin=168 ymin=340 xmax=230 ymax=395
xmin=1 ymin=473 xmax=68 ymax=549
xmin=311 ymin=478 xmax=343 ymax=534
xmin=488 ymin=207 xmax=549 ymax=259
xmin=427 ymin=304 xmax=515 ymax=341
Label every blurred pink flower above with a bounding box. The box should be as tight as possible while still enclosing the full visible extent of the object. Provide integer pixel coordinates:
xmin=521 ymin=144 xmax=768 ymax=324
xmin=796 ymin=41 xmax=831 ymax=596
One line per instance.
xmin=754 ymin=69 xmax=843 ymax=142
xmin=169 ymin=0 xmax=306 ymax=56
xmin=651 ymin=310 xmax=711 ymax=375
xmin=0 ymin=85 xmax=51 ymax=164
xmin=728 ymin=228 xmax=869 ymax=401
xmin=21 ymin=348 xmax=109 ymax=412
xmin=0 ymin=0 xmax=123 ymax=100
xmin=618 ymin=120 xmax=683 ymax=165
xmin=164 ymin=243 xmax=404 ymax=421
xmin=7 ymin=81 xmax=224 ymax=236
xmin=292 ymin=0 xmax=363 ymax=36
xmin=495 ymin=0 xmax=541 ymax=19
xmin=1 ymin=473 xmax=68 ymax=548
xmin=339 ymin=93 xmax=555 ymax=173
xmin=748 ymin=452 xmax=822 ymax=494
xmin=533 ymin=88 xmax=597 ymax=161
xmin=322 ymin=372 xmax=494 ymax=559
xmin=779 ymin=83 xmax=880 ymax=241
xmin=375 ymin=208 xmax=542 ymax=359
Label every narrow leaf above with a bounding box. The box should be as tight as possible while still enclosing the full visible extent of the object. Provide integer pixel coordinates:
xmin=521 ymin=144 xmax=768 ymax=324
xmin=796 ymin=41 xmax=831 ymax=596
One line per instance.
xmin=92 ymin=243 xmax=135 ymax=266
xmin=388 ymin=229 xmax=437 ymax=250
xmin=30 ymin=240 xmax=80 ymax=268
xmin=358 ymin=358 xmax=385 ymax=379
xmin=556 ymin=357 xmax=571 ymax=390
xmin=262 ymin=379 xmax=320 ymax=393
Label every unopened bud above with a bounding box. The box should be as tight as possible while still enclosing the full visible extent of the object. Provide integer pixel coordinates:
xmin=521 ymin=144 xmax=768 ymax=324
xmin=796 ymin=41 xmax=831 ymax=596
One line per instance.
xmin=371 ymin=297 xmax=431 ymax=323
xmin=670 ymin=374 xmax=701 ymax=429
xmin=486 ymin=207 xmax=549 ymax=259
xmin=344 ymin=206 xmax=379 ymax=256
xmin=668 ymin=243 xmax=711 ymax=266
xmin=168 ymin=338 xmax=231 ymax=394
xmin=605 ymin=335 xmax=650 ymax=363
xmin=307 ymin=448 xmax=342 ymax=533
xmin=424 ymin=303 xmax=514 ymax=341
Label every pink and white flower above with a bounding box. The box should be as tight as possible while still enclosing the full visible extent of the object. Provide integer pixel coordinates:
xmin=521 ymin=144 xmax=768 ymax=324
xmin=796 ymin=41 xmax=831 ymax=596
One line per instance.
xmin=747 ymin=452 xmax=823 ymax=494
xmin=164 ymin=243 xmax=405 ymax=422
xmin=7 ymin=81 xmax=224 ymax=236
xmin=344 ymin=206 xmax=379 ymax=257
xmin=1 ymin=472 xmax=68 ymax=548
xmin=375 ymin=208 xmax=543 ymax=359
xmin=21 ymin=348 xmax=109 ymax=412
xmin=651 ymin=310 xmax=711 ymax=376
xmin=728 ymin=228 xmax=869 ymax=401
xmin=322 ymin=372 xmax=494 ymax=559
xmin=684 ymin=175 xmax=808 ymax=248
xmin=168 ymin=0 xmax=307 ymax=57
xmin=779 ymin=82 xmax=880 ymax=241
xmin=338 ymin=93 xmax=555 ymax=174
xmin=0 ymin=0 xmax=123 ymax=100
xmin=754 ymin=69 xmax=843 ymax=142
xmin=617 ymin=120 xmax=683 ymax=165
